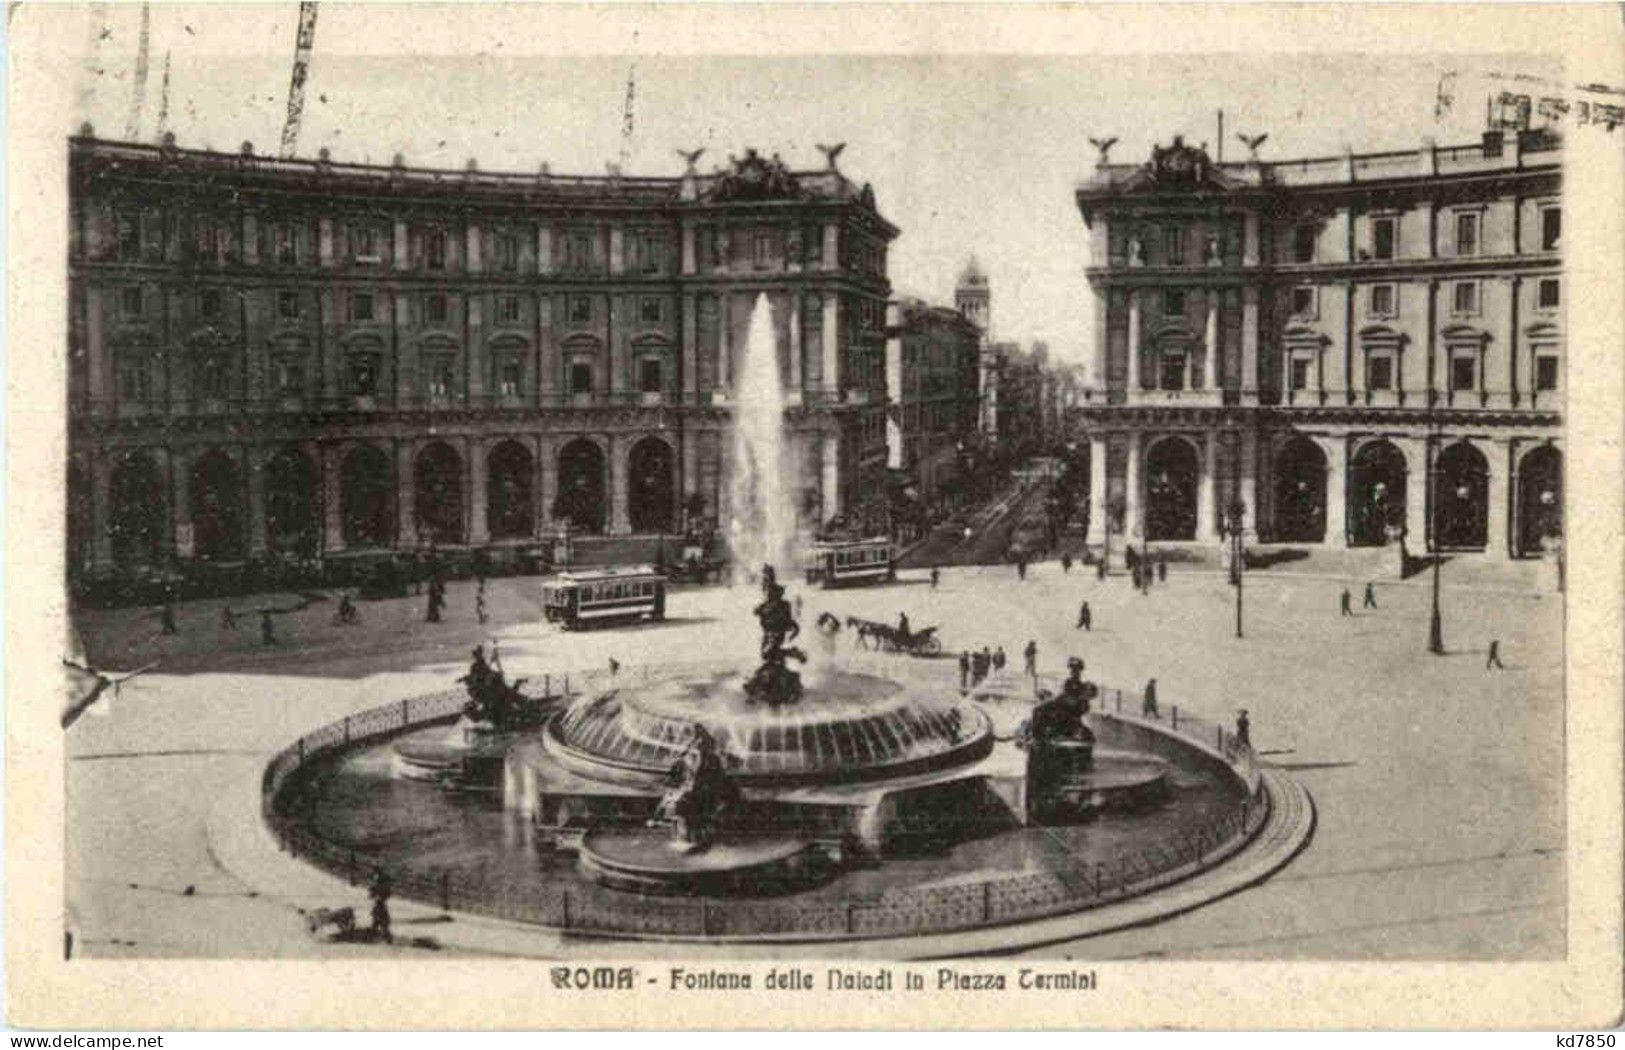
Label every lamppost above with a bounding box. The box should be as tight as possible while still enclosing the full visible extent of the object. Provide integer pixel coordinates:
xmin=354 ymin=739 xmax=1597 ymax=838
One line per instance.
xmin=1222 ymin=497 xmax=1246 ymax=638
xmin=1426 ymin=395 xmax=1445 ymax=655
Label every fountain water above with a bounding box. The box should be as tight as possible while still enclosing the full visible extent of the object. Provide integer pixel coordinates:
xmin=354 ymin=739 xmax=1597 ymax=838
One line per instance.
xmin=727 ymin=293 xmax=798 ymax=582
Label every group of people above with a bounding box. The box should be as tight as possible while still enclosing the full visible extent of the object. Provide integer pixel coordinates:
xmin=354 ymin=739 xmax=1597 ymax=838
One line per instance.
xmin=957 ymin=639 xmax=1043 ymax=690
xmin=1124 ymin=547 xmax=1169 ymax=593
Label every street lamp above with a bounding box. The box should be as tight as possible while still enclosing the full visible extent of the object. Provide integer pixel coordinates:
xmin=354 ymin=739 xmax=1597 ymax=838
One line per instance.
xmin=1222 ymin=497 xmax=1246 ymax=638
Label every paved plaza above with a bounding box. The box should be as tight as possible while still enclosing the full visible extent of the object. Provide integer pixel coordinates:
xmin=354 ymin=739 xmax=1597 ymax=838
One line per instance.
xmin=67 ymin=550 xmax=1563 ymax=959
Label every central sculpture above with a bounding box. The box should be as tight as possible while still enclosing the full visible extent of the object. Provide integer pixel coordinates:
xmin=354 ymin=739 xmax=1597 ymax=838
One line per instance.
xmin=744 ymin=565 xmax=806 ymax=707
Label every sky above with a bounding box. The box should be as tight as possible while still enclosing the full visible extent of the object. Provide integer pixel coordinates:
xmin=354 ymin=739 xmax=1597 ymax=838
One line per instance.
xmin=63 ymin=4 xmax=1567 ymax=365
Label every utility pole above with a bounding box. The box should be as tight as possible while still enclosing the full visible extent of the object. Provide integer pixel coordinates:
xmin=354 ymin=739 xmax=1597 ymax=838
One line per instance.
xmin=122 ymin=1 xmax=151 ymax=141
xmin=279 ymin=2 xmax=320 ymax=159
xmin=154 ymin=50 xmax=171 ymax=142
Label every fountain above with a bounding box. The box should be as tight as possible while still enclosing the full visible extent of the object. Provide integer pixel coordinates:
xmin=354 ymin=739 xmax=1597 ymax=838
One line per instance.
xmin=726 ymin=293 xmax=799 ymax=583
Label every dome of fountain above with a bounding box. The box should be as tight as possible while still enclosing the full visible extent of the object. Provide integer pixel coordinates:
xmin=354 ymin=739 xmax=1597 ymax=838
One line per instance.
xmin=544 ymin=666 xmax=994 ymax=788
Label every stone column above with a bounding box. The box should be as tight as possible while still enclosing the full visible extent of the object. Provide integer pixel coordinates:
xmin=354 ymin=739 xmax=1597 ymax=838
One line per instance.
xmin=1238 ymin=428 xmax=1258 ymax=528
xmin=609 ymin=434 xmax=631 ymax=535
xmin=1197 ymin=430 xmax=1217 ymax=540
xmin=536 ymin=225 xmax=553 ymax=275
xmin=1241 ymin=285 xmax=1260 ymax=399
xmin=1243 ymin=212 xmax=1261 ymax=266
xmin=322 ymin=444 xmax=346 ymax=553
xmin=395 ymin=440 xmax=416 ymax=547
xmin=393 ymin=219 xmax=408 ymax=271
xmin=318 ymin=218 xmax=334 ymax=266
xmin=246 ymin=446 xmax=268 ymax=555
xmin=1124 ymin=432 xmax=1143 ymax=544
xmin=169 ymin=447 xmax=192 ymax=559
xmin=1403 ymin=436 xmax=1429 ymax=552
xmin=822 ymin=292 xmax=841 ymax=396
xmin=608 ymin=226 xmax=624 ymax=276
xmin=681 ymin=224 xmax=696 ymax=275
xmin=468 ymin=438 xmax=490 ymax=544
xmin=682 ymin=291 xmax=699 ymax=398
xmin=821 ymin=432 xmax=840 ymax=522
xmin=1127 ymin=291 xmax=1142 ymax=392
xmin=466 ymin=223 xmax=483 ymax=275
xmin=682 ymin=432 xmax=699 ymax=524
xmin=1087 ymin=434 xmax=1107 ymax=550
xmin=788 ymin=292 xmax=803 ymax=398
xmin=90 ymin=455 xmax=114 ymax=569
xmin=537 ymin=434 xmax=557 ymax=529
xmin=1203 ymin=293 xmax=1218 ymax=390
xmin=1485 ymin=439 xmax=1509 ymax=557
xmin=719 ymin=294 xmax=732 ymax=392
xmin=1323 ymin=436 xmax=1348 ymax=547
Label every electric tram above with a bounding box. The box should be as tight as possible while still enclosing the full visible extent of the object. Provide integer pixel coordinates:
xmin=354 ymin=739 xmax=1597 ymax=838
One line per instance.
xmin=543 ymin=565 xmax=667 ymax=630
xmin=803 ymin=537 xmax=896 ymax=588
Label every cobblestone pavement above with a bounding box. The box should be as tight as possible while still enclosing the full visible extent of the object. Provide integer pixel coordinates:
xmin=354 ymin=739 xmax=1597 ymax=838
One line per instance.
xmin=67 ymin=549 xmax=1562 ymax=959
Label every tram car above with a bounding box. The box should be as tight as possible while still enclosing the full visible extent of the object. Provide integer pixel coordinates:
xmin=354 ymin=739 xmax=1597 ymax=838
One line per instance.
xmin=543 ymin=565 xmax=667 ymax=630
xmin=804 ymin=537 xmax=897 ymax=588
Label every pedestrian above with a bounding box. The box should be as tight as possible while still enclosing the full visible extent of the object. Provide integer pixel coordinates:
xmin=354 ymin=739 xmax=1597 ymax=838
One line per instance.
xmin=477 ymin=572 xmax=487 ymax=597
xmin=475 ymin=592 xmax=488 ymax=625
xmin=1096 ymin=558 xmax=1107 ymax=582
xmin=259 ymin=610 xmax=277 ymax=646
xmin=992 ymin=645 xmax=1005 ymax=673
xmin=930 ymin=566 xmax=940 ymax=590
xmin=1023 ymin=639 xmax=1038 ymax=678
xmin=1143 ymin=678 xmax=1159 ymax=719
xmin=897 ymin=611 xmax=911 ymax=638
xmin=1061 ymin=552 xmax=1073 ymax=574
xmin=972 ymin=648 xmax=988 ymax=684
xmin=1126 ymin=546 xmax=1139 ymax=573
xmin=369 ymin=868 xmax=393 ymax=945
xmin=1131 ymin=564 xmax=1142 ymax=590
xmin=1157 ymin=558 xmax=1167 ymax=583
xmin=958 ymin=650 xmax=970 ymax=690
xmin=220 ymin=606 xmax=238 ymax=631
xmin=1016 ymin=556 xmax=1027 ymax=581
xmin=1235 ymin=709 xmax=1251 ymax=750
xmin=1339 ymin=588 xmax=1353 ymax=617
xmin=609 ymin=657 xmax=620 ymax=677
xmin=1077 ymin=601 xmax=1092 ymax=631
xmin=1363 ymin=581 xmax=1377 ymax=609
xmin=1486 ymin=640 xmax=1505 ymax=670
xmin=160 ymin=602 xmax=178 ymax=636
xmin=426 ymin=580 xmax=443 ymax=623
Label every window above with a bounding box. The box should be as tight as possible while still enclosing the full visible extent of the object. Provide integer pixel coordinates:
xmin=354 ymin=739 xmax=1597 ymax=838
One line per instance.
xmin=1535 ymin=354 xmax=1559 ymax=391
xmin=424 ymin=230 xmax=447 ymax=270
xmin=1291 ymin=286 xmax=1317 ymax=317
xmin=1367 ymin=355 xmax=1393 ymax=390
xmin=116 ymin=214 xmax=140 ymax=262
xmin=121 ymin=287 xmax=145 ymax=317
xmin=277 ymin=291 xmax=300 ymax=319
xmin=753 ymin=233 xmax=772 ymax=268
xmin=273 ymin=358 xmax=303 ymax=396
xmin=1540 ymin=206 xmax=1560 ymax=251
xmin=199 ymin=289 xmax=223 ymax=319
xmin=1370 ymin=283 xmax=1396 ymax=318
xmin=1159 ymin=352 xmax=1187 ymax=390
xmin=1163 ymin=289 xmax=1186 ymax=316
xmin=1538 ymin=278 xmax=1560 ymax=309
xmin=496 ymin=356 xmax=521 ymax=397
xmin=1165 ymin=227 xmax=1186 ymax=265
xmin=804 ymin=225 xmax=824 ymax=267
xmin=1372 ymin=217 xmax=1396 ymax=261
xmin=566 ymin=233 xmax=592 ymax=272
xmin=426 ymin=355 xmax=456 ymax=397
xmin=1289 ymin=356 xmax=1313 ymax=391
xmin=274 ymin=225 xmax=296 ymax=266
xmin=640 ymin=298 xmax=663 ymax=324
xmin=497 ymin=295 xmax=520 ymax=324
xmin=568 ymin=296 xmax=592 ymax=324
xmin=1452 ymin=281 xmax=1478 ymax=315
xmin=348 ymin=353 xmax=379 ymax=396
xmin=352 ymin=226 xmax=379 ymax=262
xmin=639 ymin=357 xmax=663 ymax=393
xmin=1292 ymin=223 xmax=1316 ymax=263
xmin=426 ymin=294 xmax=448 ymax=324
xmin=195 ymin=223 xmax=220 ymax=262
xmin=1455 ymin=212 xmax=1480 ymax=257
xmin=639 ymin=234 xmax=662 ymax=274
xmin=569 ymin=361 xmax=593 ymax=395
xmin=195 ymin=354 xmax=230 ymax=399
xmin=116 ymin=354 xmax=151 ymax=401
xmin=1450 ymin=354 xmax=1477 ymax=392
xmin=494 ymin=233 xmax=519 ymax=272
xmin=353 ymin=292 xmax=375 ymax=322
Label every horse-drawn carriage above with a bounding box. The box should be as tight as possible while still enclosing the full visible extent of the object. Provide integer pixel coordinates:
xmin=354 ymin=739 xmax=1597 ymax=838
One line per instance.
xmin=844 ymin=616 xmax=943 ymax=656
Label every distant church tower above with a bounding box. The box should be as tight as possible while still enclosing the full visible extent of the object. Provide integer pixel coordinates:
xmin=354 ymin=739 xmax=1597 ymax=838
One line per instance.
xmin=954 ymin=256 xmax=998 ymax=437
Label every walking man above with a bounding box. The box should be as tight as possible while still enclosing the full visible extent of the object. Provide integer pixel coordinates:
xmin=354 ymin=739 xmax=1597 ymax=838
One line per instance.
xmin=160 ymin=602 xmax=178 ymax=636
xmin=1486 ymin=640 xmax=1505 ymax=670
xmin=1016 ymin=556 xmax=1027 ymax=581
xmin=958 ymin=650 xmax=970 ymax=691
xmin=1363 ymin=581 xmax=1377 ymax=609
xmin=992 ymin=645 xmax=1005 ymax=673
xmin=930 ymin=566 xmax=940 ymax=590
xmin=1339 ymin=588 xmax=1353 ymax=617
xmin=1143 ymin=678 xmax=1159 ymax=719
xmin=1077 ymin=600 xmax=1092 ymax=631
xmin=1157 ymin=558 xmax=1167 ymax=584
xmin=1060 ymin=552 xmax=1073 ymax=574
xmin=1096 ymin=558 xmax=1107 ymax=582
xmin=1023 ymin=640 xmax=1038 ymax=679
xmin=1235 ymin=709 xmax=1252 ymax=751
xmin=897 ymin=611 xmax=911 ymax=639
xmin=259 ymin=610 xmax=277 ymax=646
xmin=369 ymin=868 xmax=394 ymax=945
xmin=475 ymin=592 xmax=488 ymax=625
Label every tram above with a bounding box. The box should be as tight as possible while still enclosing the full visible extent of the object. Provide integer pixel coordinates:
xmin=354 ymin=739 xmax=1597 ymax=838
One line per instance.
xmin=543 ymin=565 xmax=667 ymax=630
xmin=803 ymin=537 xmax=897 ymax=588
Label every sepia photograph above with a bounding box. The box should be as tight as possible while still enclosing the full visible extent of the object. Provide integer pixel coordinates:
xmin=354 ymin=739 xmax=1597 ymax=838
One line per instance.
xmin=7 ymin=0 xmax=1623 ymax=1032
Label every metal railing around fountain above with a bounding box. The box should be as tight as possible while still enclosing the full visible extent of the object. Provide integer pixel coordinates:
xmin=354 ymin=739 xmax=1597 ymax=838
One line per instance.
xmin=262 ymin=668 xmax=1270 ymax=942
